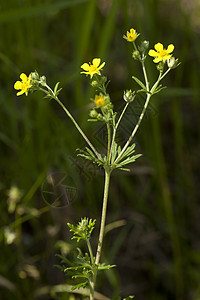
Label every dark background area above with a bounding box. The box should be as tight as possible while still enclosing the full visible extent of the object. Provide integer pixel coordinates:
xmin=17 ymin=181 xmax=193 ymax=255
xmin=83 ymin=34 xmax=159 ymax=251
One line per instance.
xmin=0 ymin=0 xmax=200 ymax=299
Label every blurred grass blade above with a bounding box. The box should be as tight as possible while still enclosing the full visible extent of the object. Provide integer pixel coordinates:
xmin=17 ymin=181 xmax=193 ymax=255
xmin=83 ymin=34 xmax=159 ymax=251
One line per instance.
xmin=98 ymin=0 xmax=123 ymax=58
xmin=0 ymin=0 xmax=90 ymax=23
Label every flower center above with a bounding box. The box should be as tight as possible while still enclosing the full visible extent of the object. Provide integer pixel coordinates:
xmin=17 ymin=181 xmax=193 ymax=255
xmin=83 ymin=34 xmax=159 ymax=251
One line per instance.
xmin=159 ymin=50 xmax=167 ymax=57
xmin=90 ymin=65 xmax=97 ymax=72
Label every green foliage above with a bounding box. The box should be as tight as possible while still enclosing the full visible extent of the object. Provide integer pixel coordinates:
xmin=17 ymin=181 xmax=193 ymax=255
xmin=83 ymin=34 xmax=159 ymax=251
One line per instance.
xmin=67 ymin=218 xmax=96 ymax=242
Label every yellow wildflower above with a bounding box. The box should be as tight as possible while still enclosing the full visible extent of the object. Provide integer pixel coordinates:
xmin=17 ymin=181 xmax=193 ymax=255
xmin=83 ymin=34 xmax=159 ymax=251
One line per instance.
xmin=148 ymin=43 xmax=174 ymax=63
xmin=94 ymin=95 xmax=105 ymax=108
xmin=81 ymin=58 xmax=105 ymax=78
xmin=14 ymin=73 xmax=32 ymax=96
xmin=123 ymin=28 xmax=139 ymax=42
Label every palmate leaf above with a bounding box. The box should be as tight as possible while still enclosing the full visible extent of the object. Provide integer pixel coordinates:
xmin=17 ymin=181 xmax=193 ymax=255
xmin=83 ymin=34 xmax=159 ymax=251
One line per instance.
xmin=113 ymin=143 xmax=142 ymax=171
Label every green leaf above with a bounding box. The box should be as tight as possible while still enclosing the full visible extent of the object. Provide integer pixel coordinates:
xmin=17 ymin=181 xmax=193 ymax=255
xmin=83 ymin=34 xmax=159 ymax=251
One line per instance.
xmin=132 ymin=76 xmax=147 ymax=91
xmin=111 ymin=141 xmax=118 ymax=164
xmin=98 ymin=263 xmax=116 ymax=270
xmin=54 ymin=82 xmax=60 ymax=94
xmin=71 ymin=281 xmax=88 ymax=291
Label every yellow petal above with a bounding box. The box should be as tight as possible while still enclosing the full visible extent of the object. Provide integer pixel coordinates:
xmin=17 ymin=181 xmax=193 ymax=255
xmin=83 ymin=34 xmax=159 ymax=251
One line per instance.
xmin=154 ymin=43 xmax=163 ymax=52
xmin=80 ymin=63 xmax=90 ymax=71
xmin=153 ymin=57 xmax=162 ymax=63
xmin=16 ymin=90 xmax=25 ymax=96
xmin=167 ymin=44 xmax=174 ymax=53
xmin=14 ymin=81 xmax=22 ymax=90
xmin=98 ymin=62 xmax=105 ymax=70
xmin=20 ymin=73 xmax=28 ymax=81
xmin=27 ymin=75 xmax=32 ymax=84
xmin=164 ymin=54 xmax=172 ymax=60
xmin=92 ymin=58 xmax=101 ymax=68
xmin=80 ymin=71 xmax=88 ymax=75
xmin=148 ymin=49 xmax=158 ymax=57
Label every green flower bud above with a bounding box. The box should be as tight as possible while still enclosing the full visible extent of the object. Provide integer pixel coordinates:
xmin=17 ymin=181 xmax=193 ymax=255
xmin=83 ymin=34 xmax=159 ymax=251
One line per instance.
xmin=132 ymin=50 xmax=141 ymax=60
xmin=139 ymin=40 xmax=149 ymax=52
xmin=156 ymin=61 xmax=165 ymax=73
xmin=91 ymin=80 xmax=99 ymax=88
xmin=167 ymin=57 xmax=180 ymax=69
xmin=89 ymin=109 xmax=98 ymax=118
xmin=97 ymin=113 xmax=103 ymax=120
xmin=40 ymin=75 xmax=47 ymax=86
xmin=123 ymin=90 xmax=136 ymax=103
xmin=30 ymin=71 xmax=40 ymax=81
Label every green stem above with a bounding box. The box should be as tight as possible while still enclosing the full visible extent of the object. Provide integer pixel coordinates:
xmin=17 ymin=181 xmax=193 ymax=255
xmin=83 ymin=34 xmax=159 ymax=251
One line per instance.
xmin=106 ymin=122 xmax=111 ymax=158
xmin=114 ymin=68 xmax=170 ymax=164
xmin=90 ymin=168 xmax=111 ymax=299
xmin=108 ymin=102 xmax=129 ymax=163
xmin=86 ymin=239 xmax=95 ymax=266
xmin=114 ymin=92 xmax=152 ymax=164
xmin=141 ymin=60 xmax=149 ymax=91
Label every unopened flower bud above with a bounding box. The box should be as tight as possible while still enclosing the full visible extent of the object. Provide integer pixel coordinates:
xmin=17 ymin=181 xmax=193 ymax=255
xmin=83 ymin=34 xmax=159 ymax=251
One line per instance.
xmin=97 ymin=113 xmax=103 ymax=120
xmin=132 ymin=50 xmax=141 ymax=60
xmin=39 ymin=75 xmax=47 ymax=86
xmin=91 ymin=80 xmax=98 ymax=88
xmin=89 ymin=109 xmax=98 ymax=118
xmin=139 ymin=40 xmax=149 ymax=52
xmin=123 ymin=90 xmax=136 ymax=103
xmin=167 ymin=57 xmax=180 ymax=69
xmin=30 ymin=71 xmax=39 ymax=81
xmin=156 ymin=62 xmax=164 ymax=72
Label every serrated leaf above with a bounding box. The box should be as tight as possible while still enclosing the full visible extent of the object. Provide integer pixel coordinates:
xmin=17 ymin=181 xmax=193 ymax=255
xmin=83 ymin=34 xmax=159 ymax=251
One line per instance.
xmin=132 ymin=76 xmax=147 ymax=90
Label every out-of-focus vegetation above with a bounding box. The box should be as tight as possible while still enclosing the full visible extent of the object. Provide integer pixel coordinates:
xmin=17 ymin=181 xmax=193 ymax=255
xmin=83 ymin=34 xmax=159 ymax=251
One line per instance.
xmin=0 ymin=0 xmax=200 ymax=299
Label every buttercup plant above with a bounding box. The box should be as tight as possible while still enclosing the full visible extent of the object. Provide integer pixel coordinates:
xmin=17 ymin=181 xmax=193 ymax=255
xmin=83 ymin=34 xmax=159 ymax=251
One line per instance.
xmin=14 ymin=28 xmax=179 ymax=299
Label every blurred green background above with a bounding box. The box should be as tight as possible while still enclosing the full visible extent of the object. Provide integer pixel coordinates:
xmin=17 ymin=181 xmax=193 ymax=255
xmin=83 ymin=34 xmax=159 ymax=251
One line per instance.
xmin=1 ymin=0 xmax=200 ymax=299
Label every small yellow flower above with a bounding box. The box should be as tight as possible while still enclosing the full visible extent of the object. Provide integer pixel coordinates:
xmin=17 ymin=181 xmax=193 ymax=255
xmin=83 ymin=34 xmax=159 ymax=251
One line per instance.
xmin=94 ymin=95 xmax=105 ymax=108
xmin=14 ymin=73 xmax=32 ymax=96
xmin=80 ymin=58 xmax=105 ymax=78
xmin=148 ymin=43 xmax=174 ymax=63
xmin=123 ymin=28 xmax=139 ymax=42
